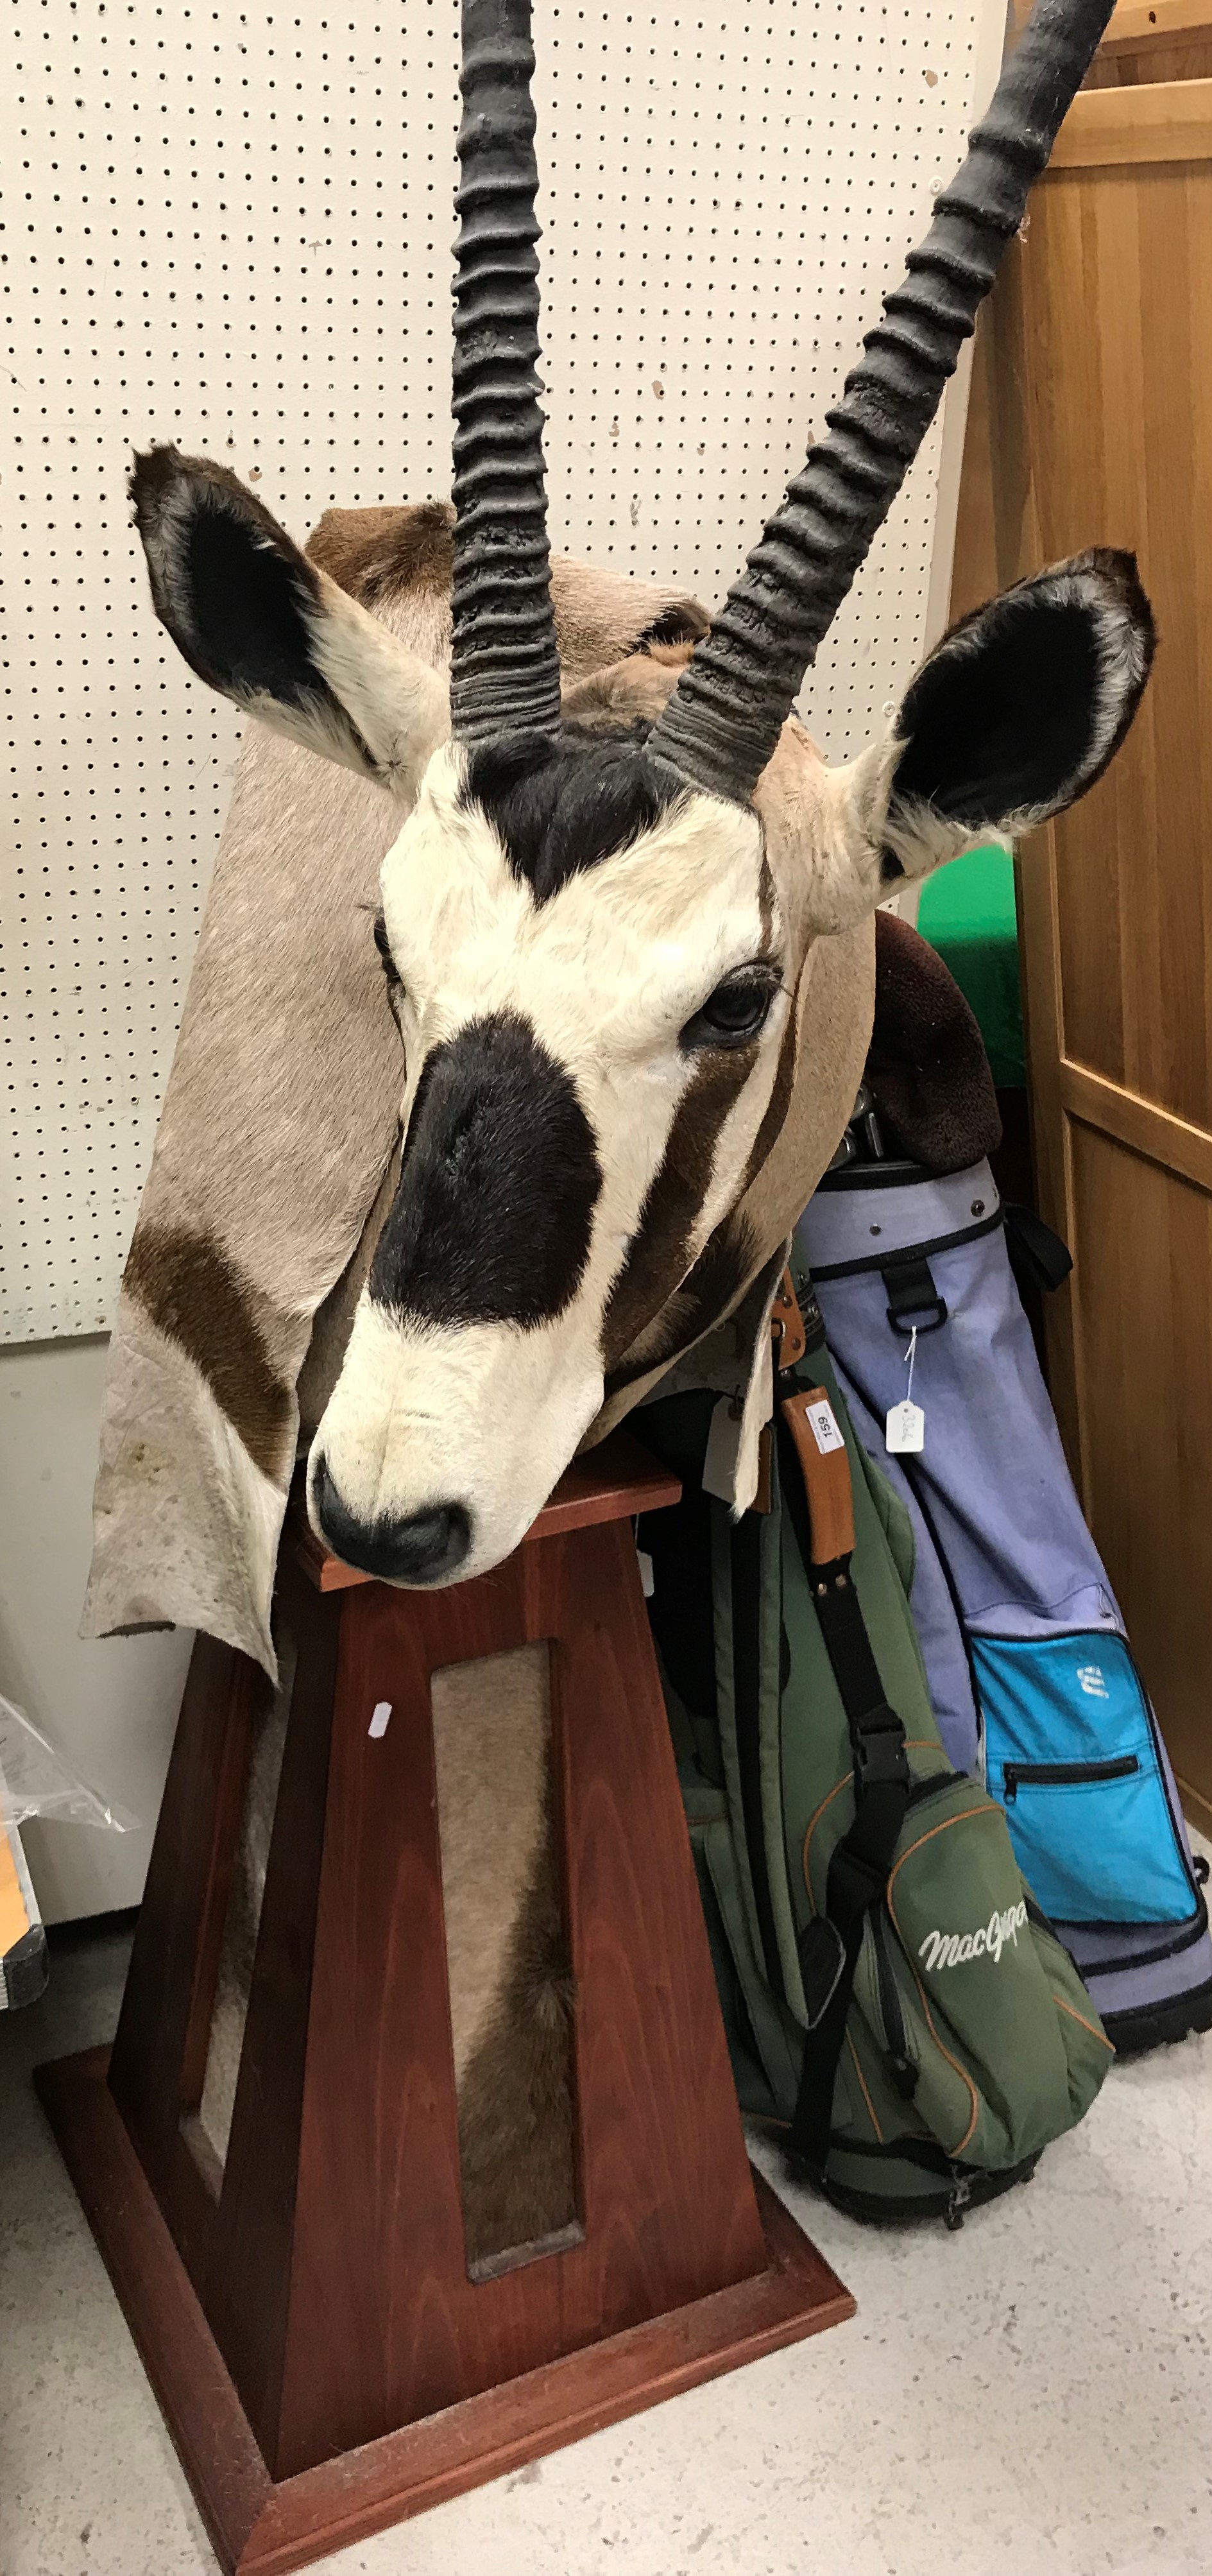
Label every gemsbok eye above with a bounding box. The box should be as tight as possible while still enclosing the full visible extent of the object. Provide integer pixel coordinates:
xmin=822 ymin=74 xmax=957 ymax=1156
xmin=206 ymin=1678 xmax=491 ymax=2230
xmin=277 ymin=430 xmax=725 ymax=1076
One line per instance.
xmin=681 ymin=970 xmax=779 ymax=1052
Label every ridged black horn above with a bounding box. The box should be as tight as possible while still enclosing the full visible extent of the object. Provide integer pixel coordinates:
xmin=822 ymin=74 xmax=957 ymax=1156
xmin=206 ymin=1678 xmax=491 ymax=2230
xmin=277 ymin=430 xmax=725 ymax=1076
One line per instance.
xmin=450 ymin=0 xmax=561 ymax=744
xmin=648 ymin=0 xmax=1116 ymax=805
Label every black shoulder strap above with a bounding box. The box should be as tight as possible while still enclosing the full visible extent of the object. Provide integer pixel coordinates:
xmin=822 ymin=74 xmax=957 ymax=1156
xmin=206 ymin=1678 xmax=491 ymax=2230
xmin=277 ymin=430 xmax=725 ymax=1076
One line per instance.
xmin=772 ymin=1293 xmax=911 ymax=2178
xmin=1003 ymin=1201 xmax=1073 ymax=1298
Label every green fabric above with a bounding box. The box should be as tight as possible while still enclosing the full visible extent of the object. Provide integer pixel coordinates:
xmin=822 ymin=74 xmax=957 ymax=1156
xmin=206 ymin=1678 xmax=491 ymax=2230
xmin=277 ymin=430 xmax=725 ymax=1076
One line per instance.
xmin=916 ymin=841 xmax=1026 ymax=1089
xmin=640 ymin=1338 xmax=1114 ymax=2222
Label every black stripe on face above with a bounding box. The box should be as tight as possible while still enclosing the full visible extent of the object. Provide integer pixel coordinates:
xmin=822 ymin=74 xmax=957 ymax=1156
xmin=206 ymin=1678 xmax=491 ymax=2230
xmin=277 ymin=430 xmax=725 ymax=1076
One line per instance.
xmin=369 ymin=1012 xmax=602 ymax=1328
xmin=604 ymin=1208 xmax=758 ymax=1398
xmin=601 ymin=1044 xmax=758 ymax=1373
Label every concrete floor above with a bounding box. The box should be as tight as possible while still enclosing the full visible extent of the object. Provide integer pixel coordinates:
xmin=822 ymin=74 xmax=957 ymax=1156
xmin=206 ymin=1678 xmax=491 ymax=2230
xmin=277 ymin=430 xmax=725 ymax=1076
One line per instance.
xmin=3 ymin=1910 xmax=1211 ymax=2576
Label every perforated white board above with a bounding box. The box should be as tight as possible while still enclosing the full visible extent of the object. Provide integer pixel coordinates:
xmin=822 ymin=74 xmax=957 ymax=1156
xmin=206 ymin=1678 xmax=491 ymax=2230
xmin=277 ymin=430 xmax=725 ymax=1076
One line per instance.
xmin=1 ymin=0 xmax=1003 ymax=1343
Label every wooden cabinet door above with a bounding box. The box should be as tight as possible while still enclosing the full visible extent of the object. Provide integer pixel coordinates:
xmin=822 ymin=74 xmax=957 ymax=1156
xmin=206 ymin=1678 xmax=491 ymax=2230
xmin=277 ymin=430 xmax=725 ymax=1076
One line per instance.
xmin=954 ymin=78 xmax=1212 ymax=1830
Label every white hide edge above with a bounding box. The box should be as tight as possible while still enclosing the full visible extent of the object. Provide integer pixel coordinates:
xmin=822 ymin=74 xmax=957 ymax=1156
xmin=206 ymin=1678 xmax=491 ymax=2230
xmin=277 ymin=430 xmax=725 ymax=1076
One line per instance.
xmin=732 ymin=1318 xmax=775 ymax=1517
xmin=80 ymin=1305 xmax=285 ymax=1678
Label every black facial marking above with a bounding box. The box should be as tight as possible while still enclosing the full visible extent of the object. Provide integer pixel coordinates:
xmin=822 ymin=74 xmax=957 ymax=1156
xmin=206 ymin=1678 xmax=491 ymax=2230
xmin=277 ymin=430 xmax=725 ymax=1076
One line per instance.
xmin=370 ymin=1011 xmax=602 ymax=1328
xmin=460 ymin=721 xmax=683 ymax=903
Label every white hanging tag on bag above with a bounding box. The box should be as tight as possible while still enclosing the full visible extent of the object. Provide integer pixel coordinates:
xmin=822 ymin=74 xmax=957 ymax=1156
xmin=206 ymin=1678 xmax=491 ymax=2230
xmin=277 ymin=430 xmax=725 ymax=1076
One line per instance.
xmin=886 ymin=1325 xmax=925 ymax=1454
xmin=885 ymin=1398 xmax=925 ymax=1454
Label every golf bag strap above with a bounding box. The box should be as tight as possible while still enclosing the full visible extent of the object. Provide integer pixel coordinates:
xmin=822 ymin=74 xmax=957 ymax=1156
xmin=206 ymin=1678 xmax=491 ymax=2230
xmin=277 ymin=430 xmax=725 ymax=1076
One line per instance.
xmin=772 ymin=1303 xmax=911 ymax=2177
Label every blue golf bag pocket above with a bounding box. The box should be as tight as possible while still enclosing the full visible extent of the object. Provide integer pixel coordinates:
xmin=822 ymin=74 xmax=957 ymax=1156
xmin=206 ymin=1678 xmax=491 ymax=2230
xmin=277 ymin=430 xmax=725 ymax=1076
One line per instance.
xmin=972 ymin=1631 xmax=1198 ymax=1927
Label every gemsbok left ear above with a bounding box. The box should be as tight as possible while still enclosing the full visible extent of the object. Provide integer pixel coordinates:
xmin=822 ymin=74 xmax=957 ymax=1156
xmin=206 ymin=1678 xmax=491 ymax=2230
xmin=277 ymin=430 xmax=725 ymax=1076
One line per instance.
xmin=130 ymin=447 xmax=449 ymax=795
xmin=814 ymin=549 xmax=1155 ymax=931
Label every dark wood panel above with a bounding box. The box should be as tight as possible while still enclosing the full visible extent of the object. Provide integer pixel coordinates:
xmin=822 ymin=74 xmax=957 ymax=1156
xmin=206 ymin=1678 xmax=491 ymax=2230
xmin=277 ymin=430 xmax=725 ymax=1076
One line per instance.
xmin=85 ymin=1447 xmax=746 ymax=2491
xmin=207 ymin=1561 xmax=342 ymax=2467
xmin=108 ymin=1630 xmax=265 ymax=2286
xmin=277 ymin=1555 xmax=475 ymax=2467
xmin=274 ymin=1517 xmax=765 ymax=2476
xmin=39 ymin=1424 xmax=855 ymax=2566
xmin=558 ymin=1521 xmax=767 ymax=2315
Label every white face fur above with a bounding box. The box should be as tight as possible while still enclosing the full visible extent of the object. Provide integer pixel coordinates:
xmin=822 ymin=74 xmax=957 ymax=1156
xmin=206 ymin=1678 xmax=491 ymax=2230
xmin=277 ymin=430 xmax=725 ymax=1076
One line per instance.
xmin=309 ymin=548 xmax=1154 ymax=1581
xmin=309 ymin=746 xmax=793 ymax=1581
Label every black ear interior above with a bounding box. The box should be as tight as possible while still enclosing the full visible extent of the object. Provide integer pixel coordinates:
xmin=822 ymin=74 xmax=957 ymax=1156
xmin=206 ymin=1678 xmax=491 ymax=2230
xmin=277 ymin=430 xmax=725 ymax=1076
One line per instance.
xmin=889 ymin=556 xmax=1153 ymax=831
xmin=892 ymin=596 xmax=1101 ymax=826
xmin=184 ymin=493 xmax=318 ymax=705
xmin=130 ymin=448 xmax=329 ymax=712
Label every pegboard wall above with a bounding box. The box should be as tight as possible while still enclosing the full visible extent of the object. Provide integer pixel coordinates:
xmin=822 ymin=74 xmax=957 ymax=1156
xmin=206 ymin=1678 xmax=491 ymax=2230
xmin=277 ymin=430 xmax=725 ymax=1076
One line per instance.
xmin=1 ymin=0 xmax=1004 ymax=1343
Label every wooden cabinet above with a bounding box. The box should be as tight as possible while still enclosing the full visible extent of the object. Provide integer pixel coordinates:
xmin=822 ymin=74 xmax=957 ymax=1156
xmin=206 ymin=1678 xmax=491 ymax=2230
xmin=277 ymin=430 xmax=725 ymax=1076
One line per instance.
xmin=952 ymin=20 xmax=1212 ymax=1828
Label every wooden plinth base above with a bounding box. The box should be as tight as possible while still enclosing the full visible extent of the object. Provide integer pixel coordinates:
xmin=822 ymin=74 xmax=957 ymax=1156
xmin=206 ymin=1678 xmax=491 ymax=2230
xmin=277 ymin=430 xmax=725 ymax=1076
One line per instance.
xmin=37 ymin=2043 xmax=852 ymax=2576
xmin=37 ymin=1437 xmax=853 ymax=2571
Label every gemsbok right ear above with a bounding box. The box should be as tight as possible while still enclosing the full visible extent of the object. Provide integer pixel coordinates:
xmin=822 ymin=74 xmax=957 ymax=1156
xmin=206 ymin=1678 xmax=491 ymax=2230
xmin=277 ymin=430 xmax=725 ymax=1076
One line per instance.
xmin=795 ymin=548 xmax=1156 ymax=937
xmin=881 ymin=547 xmax=1156 ymax=858
xmin=130 ymin=447 xmax=449 ymax=796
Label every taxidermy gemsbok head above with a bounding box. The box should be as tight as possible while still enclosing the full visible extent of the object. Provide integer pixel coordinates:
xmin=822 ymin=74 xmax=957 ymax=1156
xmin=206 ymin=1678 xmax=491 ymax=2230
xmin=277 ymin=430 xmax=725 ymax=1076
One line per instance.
xmin=130 ymin=0 xmax=1151 ymax=1588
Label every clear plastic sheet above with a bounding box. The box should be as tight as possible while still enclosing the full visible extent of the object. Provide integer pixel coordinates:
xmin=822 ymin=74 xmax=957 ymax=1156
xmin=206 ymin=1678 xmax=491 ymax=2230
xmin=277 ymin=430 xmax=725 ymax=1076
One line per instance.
xmin=0 ymin=1693 xmax=138 ymax=1833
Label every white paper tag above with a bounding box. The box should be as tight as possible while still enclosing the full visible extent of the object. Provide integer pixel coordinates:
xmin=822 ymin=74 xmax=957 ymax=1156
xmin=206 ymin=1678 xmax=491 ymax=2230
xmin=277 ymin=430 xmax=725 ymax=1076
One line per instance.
xmin=636 ymin=1547 xmax=654 ymax=1599
xmin=885 ymin=1399 xmax=925 ymax=1454
xmin=702 ymin=1395 xmax=744 ymax=1502
xmin=805 ymin=1395 xmax=844 ymax=1456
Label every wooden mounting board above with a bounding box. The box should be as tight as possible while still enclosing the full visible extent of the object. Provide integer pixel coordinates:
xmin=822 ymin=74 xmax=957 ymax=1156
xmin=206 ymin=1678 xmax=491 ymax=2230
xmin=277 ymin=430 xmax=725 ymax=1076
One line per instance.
xmin=36 ymin=2045 xmax=853 ymax=2576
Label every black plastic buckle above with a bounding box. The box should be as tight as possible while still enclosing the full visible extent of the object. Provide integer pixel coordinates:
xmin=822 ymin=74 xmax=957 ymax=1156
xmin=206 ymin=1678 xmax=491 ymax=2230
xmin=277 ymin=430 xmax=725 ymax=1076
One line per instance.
xmin=852 ymin=1705 xmax=910 ymax=1791
xmin=883 ymin=1256 xmax=948 ymax=1338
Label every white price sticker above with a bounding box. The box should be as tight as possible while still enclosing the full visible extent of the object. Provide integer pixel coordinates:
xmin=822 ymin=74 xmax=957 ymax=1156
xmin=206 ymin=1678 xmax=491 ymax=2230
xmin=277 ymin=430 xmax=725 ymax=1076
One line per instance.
xmin=885 ymin=1399 xmax=925 ymax=1454
xmin=805 ymin=1397 xmax=844 ymax=1456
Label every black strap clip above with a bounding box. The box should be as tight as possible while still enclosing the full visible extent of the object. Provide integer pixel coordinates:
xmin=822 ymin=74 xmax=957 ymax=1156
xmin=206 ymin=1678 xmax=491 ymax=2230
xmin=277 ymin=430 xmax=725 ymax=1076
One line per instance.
xmin=852 ymin=1704 xmax=911 ymax=1792
xmin=796 ymin=1915 xmax=848 ymax=2029
xmin=1003 ymin=1202 xmax=1073 ymax=1298
xmin=883 ymin=1255 xmax=947 ymax=1337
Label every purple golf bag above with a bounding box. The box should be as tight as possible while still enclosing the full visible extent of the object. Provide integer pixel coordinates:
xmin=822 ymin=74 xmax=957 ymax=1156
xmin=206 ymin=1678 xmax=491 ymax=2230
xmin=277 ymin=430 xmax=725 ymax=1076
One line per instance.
xmin=798 ymin=1155 xmax=1212 ymax=2056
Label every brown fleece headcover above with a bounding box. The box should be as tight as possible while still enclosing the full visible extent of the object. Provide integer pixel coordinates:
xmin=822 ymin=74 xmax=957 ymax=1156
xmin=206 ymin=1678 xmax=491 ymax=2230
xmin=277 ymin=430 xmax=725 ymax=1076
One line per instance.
xmin=866 ymin=909 xmax=1002 ymax=1175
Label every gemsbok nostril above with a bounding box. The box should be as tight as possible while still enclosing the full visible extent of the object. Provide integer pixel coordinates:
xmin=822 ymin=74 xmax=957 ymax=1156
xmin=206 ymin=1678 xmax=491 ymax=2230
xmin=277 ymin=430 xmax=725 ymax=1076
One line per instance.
xmin=312 ymin=1458 xmax=470 ymax=1585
